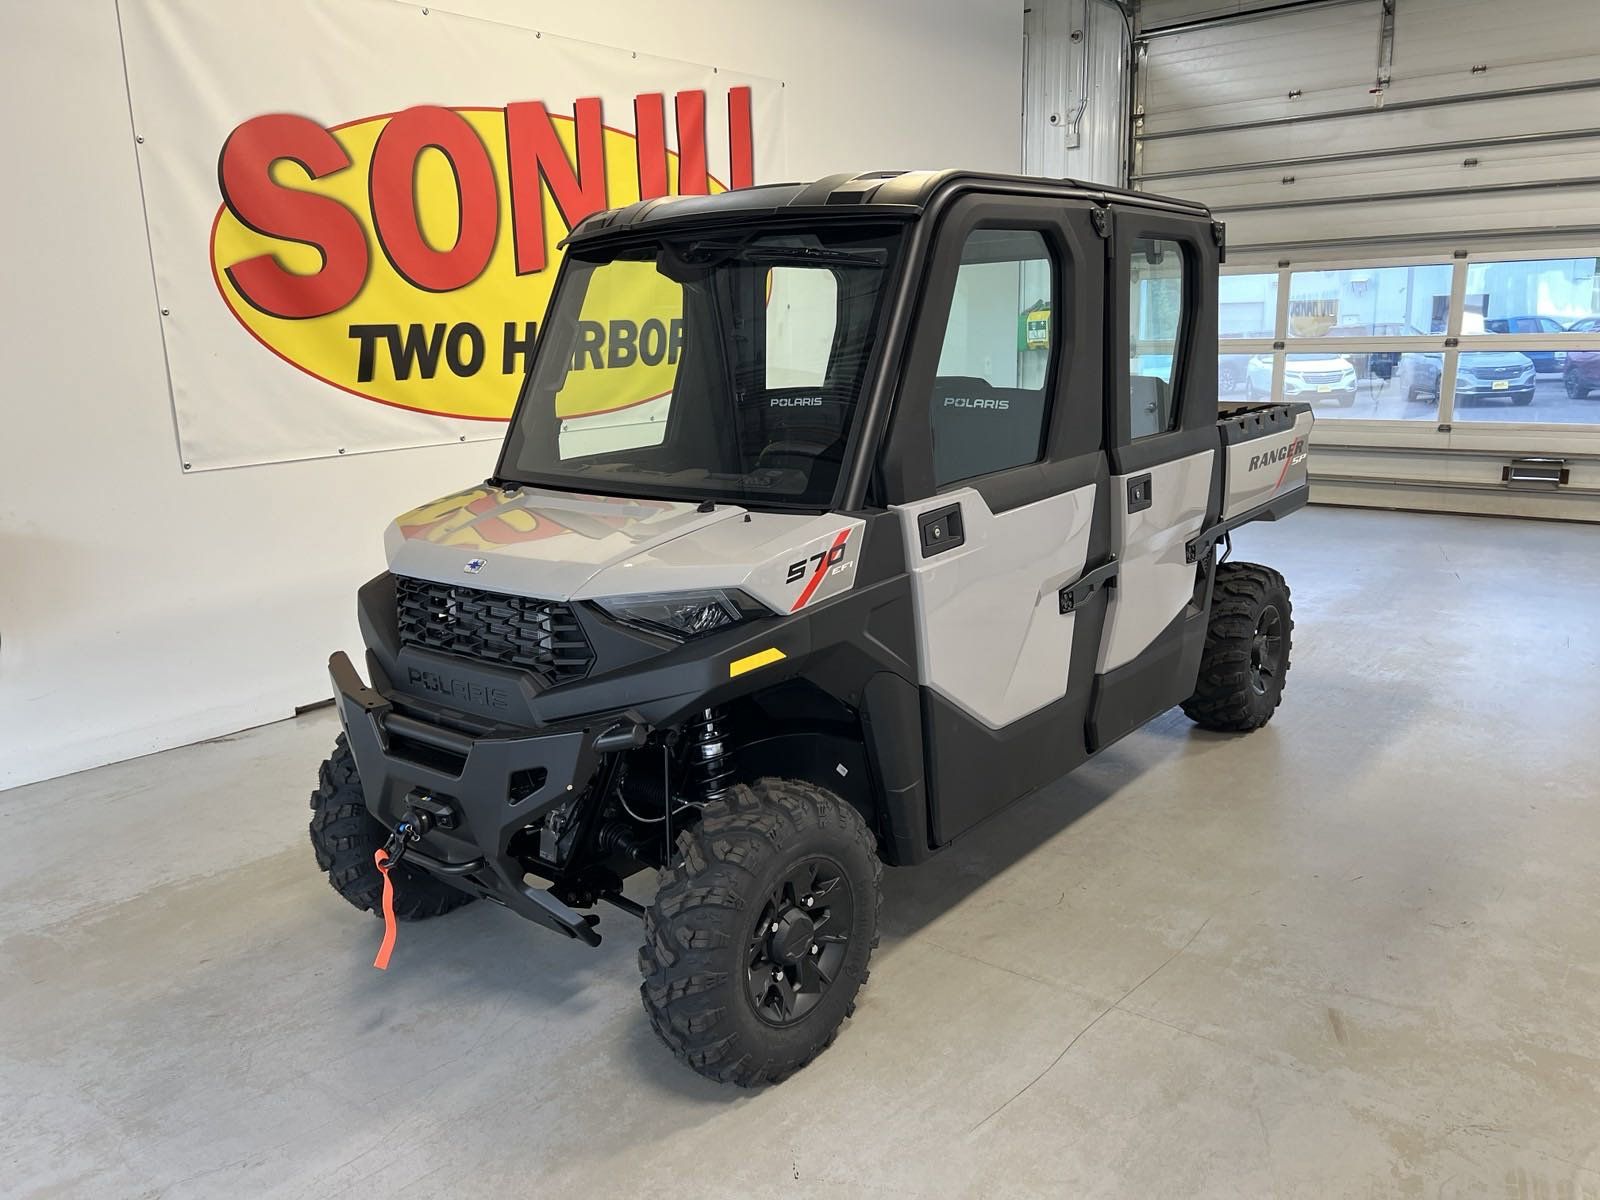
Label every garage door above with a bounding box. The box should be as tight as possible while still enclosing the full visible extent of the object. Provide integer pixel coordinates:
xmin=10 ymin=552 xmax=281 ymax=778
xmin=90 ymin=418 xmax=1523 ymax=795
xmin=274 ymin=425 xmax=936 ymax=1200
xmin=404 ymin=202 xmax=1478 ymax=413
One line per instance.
xmin=1133 ymin=0 xmax=1600 ymax=520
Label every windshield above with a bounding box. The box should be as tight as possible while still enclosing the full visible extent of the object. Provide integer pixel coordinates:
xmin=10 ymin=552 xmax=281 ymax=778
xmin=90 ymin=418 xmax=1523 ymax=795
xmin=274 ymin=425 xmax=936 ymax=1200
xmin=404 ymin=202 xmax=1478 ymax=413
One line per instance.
xmin=498 ymin=224 xmax=905 ymax=509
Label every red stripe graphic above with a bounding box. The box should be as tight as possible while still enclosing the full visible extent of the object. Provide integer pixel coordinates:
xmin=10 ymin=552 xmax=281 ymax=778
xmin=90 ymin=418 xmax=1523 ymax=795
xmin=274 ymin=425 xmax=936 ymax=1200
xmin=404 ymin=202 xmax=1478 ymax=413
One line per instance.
xmin=790 ymin=529 xmax=850 ymax=613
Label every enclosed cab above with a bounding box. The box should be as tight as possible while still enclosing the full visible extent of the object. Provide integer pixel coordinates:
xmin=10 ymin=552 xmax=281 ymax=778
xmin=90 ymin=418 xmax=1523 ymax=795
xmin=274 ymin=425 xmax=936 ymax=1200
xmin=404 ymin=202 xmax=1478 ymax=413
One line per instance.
xmin=309 ymin=170 xmax=1312 ymax=1086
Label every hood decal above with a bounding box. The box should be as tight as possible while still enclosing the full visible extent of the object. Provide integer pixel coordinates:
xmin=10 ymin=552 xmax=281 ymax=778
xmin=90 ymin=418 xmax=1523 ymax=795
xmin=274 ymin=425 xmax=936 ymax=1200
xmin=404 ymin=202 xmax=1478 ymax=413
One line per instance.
xmin=396 ymin=486 xmax=680 ymax=550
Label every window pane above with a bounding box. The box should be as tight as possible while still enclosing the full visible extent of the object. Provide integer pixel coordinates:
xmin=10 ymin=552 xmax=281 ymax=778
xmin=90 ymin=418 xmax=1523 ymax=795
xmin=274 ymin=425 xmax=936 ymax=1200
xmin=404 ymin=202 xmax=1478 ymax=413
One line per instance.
xmin=1287 ymin=264 xmax=1455 ymax=336
xmin=1129 ymin=239 xmax=1186 ymax=438
xmin=1453 ymin=347 xmax=1599 ymax=424
xmin=765 ymin=267 xmax=838 ymax=387
xmin=1243 ymin=351 xmax=1443 ymax=421
xmin=931 ymin=229 xmax=1056 ymax=486
xmin=1463 ymin=257 xmax=1600 ymax=334
xmin=1219 ymin=272 xmax=1278 ymax=339
xmin=1219 ymin=351 xmax=1252 ymax=397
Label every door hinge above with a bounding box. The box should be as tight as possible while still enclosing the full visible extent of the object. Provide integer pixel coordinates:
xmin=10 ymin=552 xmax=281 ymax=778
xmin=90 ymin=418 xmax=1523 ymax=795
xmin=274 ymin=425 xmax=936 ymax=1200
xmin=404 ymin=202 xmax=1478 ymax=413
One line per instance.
xmin=1060 ymin=556 xmax=1118 ymax=614
xmin=1212 ymin=220 xmax=1227 ymax=263
xmin=1090 ymin=207 xmax=1111 ymax=239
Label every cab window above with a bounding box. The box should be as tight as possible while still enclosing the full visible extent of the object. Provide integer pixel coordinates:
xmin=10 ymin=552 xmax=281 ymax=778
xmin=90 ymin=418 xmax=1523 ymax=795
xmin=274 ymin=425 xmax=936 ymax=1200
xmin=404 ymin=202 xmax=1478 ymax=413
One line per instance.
xmin=1128 ymin=239 xmax=1186 ymax=438
xmin=929 ymin=228 xmax=1057 ymax=487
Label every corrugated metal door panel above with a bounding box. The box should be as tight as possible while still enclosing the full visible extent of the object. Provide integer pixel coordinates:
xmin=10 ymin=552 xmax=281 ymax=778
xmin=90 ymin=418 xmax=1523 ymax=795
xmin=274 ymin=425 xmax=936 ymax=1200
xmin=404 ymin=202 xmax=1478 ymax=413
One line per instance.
xmin=1140 ymin=0 xmax=1341 ymax=31
xmin=1185 ymin=149 xmax=1600 ymax=247
xmin=1137 ymin=0 xmax=1600 ymax=248
xmin=1135 ymin=0 xmax=1600 ymax=521
xmin=1223 ymin=185 xmax=1600 ymax=252
xmin=1395 ymin=0 xmax=1600 ymax=76
xmin=1141 ymin=95 xmax=1600 ymax=178
xmin=1141 ymin=2 xmax=1380 ymax=133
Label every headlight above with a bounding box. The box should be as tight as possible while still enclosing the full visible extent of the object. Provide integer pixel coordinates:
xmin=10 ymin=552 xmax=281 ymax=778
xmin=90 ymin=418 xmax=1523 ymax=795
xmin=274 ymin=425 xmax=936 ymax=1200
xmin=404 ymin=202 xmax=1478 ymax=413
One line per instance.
xmin=594 ymin=588 xmax=769 ymax=640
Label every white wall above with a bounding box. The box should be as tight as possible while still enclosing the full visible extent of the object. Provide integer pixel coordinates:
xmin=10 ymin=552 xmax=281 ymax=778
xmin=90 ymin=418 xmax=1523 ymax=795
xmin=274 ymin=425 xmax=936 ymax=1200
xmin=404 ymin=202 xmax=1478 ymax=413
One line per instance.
xmin=0 ymin=0 xmax=1023 ymax=789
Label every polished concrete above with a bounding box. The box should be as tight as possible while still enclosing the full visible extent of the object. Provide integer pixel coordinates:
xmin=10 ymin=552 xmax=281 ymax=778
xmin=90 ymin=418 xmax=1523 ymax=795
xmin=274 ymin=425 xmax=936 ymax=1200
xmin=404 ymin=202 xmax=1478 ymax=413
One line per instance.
xmin=4 ymin=507 xmax=1599 ymax=1198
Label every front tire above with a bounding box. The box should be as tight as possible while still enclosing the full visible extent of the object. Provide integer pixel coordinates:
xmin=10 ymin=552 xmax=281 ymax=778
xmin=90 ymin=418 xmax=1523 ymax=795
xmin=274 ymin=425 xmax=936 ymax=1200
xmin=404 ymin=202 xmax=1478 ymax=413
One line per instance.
xmin=639 ymin=778 xmax=881 ymax=1086
xmin=1182 ymin=563 xmax=1293 ymax=732
xmin=308 ymin=735 xmax=474 ymax=920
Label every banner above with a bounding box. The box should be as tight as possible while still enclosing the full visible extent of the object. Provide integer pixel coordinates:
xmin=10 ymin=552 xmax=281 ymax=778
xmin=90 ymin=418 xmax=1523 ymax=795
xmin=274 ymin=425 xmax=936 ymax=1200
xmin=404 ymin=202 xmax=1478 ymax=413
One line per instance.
xmin=119 ymin=0 xmax=785 ymax=470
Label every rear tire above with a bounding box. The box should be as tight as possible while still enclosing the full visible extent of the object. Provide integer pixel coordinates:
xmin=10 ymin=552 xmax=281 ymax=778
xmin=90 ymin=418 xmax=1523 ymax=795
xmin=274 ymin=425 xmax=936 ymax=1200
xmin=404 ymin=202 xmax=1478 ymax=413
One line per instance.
xmin=639 ymin=778 xmax=881 ymax=1086
xmin=1565 ymin=372 xmax=1591 ymax=400
xmin=308 ymin=735 xmax=474 ymax=920
xmin=1182 ymin=563 xmax=1293 ymax=733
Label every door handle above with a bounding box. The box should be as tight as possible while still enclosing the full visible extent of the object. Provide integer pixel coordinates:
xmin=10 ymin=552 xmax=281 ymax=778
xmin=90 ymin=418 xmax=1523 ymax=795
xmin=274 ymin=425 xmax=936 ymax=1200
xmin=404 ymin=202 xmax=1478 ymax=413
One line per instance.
xmin=1127 ymin=474 xmax=1153 ymax=513
xmin=917 ymin=503 xmax=964 ymax=558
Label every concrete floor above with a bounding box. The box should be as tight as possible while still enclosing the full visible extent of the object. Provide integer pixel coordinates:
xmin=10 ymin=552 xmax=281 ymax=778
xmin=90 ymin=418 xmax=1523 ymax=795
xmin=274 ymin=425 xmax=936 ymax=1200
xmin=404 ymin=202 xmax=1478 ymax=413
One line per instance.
xmin=4 ymin=506 xmax=1600 ymax=1199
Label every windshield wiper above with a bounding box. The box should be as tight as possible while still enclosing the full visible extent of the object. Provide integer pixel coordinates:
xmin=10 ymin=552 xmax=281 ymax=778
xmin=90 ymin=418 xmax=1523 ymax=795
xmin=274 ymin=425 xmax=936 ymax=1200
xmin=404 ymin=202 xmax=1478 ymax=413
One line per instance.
xmin=680 ymin=242 xmax=886 ymax=269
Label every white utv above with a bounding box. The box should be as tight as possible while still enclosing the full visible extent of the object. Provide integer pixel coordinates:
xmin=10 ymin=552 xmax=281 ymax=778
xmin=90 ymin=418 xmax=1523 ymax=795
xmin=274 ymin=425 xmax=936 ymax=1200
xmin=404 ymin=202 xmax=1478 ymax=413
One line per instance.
xmin=310 ymin=170 xmax=1313 ymax=1086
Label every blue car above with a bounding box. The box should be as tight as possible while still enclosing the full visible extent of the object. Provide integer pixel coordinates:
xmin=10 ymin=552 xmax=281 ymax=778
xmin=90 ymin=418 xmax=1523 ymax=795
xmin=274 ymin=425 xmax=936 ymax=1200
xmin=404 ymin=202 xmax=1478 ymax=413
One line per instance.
xmin=1483 ymin=316 xmax=1567 ymax=374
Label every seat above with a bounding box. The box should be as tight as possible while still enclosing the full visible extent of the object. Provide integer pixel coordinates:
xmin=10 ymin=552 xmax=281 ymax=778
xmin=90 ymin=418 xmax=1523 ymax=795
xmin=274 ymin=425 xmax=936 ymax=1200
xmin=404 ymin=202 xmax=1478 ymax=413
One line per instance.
xmin=929 ymin=375 xmax=1047 ymax=486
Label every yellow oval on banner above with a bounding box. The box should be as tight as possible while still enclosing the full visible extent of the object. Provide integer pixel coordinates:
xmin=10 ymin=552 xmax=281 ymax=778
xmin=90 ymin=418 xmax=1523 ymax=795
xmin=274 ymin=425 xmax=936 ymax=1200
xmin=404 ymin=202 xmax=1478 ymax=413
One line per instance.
xmin=209 ymin=107 xmax=725 ymax=422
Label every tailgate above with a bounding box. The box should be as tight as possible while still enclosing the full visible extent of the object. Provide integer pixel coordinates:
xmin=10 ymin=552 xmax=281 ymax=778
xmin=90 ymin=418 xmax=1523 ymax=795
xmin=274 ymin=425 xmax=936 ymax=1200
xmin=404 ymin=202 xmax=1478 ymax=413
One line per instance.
xmin=1218 ymin=403 xmax=1314 ymax=521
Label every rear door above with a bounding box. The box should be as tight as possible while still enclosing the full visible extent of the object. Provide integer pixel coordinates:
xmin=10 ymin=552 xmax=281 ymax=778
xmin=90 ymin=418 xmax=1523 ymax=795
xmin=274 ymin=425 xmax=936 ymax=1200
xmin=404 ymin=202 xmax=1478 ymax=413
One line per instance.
xmin=879 ymin=193 xmax=1111 ymax=844
xmin=1087 ymin=207 xmax=1221 ymax=749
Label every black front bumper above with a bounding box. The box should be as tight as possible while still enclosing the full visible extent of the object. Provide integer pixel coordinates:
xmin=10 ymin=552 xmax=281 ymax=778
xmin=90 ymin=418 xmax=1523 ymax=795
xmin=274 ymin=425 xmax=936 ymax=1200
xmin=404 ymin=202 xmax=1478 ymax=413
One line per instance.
xmin=329 ymin=651 xmax=606 ymax=945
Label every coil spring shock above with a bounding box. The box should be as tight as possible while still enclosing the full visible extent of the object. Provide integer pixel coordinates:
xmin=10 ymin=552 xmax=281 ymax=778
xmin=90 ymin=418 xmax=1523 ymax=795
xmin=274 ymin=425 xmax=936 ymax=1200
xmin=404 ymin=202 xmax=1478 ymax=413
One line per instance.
xmin=683 ymin=706 xmax=735 ymax=805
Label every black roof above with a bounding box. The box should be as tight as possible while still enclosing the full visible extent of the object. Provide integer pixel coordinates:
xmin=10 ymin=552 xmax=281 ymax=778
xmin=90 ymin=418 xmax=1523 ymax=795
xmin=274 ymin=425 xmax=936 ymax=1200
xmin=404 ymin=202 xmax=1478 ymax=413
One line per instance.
xmin=565 ymin=169 xmax=1212 ymax=246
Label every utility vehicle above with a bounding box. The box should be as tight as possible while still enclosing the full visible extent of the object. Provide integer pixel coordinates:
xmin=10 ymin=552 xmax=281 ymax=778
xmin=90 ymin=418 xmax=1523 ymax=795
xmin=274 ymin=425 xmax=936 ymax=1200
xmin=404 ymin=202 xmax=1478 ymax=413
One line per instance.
xmin=310 ymin=170 xmax=1313 ymax=1086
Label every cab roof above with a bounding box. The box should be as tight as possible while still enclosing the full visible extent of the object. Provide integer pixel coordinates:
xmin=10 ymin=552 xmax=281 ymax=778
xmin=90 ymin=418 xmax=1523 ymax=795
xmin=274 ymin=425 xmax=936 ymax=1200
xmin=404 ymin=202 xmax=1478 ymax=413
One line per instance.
xmin=565 ymin=168 xmax=1213 ymax=246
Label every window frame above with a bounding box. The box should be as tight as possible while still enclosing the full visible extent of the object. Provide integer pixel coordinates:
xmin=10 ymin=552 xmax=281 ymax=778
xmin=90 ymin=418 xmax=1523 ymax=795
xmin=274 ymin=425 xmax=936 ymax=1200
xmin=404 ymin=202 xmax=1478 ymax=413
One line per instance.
xmin=877 ymin=194 xmax=1091 ymax=510
xmin=1126 ymin=235 xmax=1192 ymax=439
xmin=928 ymin=225 xmax=1060 ymax=489
xmin=1105 ymin=208 xmax=1217 ymax=476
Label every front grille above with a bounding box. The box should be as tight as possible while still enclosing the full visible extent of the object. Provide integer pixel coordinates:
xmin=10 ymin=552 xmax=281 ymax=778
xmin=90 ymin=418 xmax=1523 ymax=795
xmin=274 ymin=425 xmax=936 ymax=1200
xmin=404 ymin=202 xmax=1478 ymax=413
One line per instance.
xmin=1298 ymin=370 xmax=1345 ymax=384
xmin=395 ymin=575 xmax=594 ymax=686
xmin=1471 ymin=365 xmax=1522 ymax=379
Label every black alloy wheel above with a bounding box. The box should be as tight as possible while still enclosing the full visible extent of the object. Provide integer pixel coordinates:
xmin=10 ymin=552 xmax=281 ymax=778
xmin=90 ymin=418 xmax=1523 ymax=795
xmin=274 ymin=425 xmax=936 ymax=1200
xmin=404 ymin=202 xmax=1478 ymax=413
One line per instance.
xmin=1250 ymin=604 xmax=1285 ymax=696
xmin=745 ymin=857 xmax=855 ymax=1026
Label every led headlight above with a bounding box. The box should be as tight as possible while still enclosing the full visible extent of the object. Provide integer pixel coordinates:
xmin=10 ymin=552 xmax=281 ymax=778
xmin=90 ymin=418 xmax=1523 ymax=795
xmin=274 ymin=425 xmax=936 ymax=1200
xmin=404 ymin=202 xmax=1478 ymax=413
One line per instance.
xmin=594 ymin=588 xmax=770 ymax=640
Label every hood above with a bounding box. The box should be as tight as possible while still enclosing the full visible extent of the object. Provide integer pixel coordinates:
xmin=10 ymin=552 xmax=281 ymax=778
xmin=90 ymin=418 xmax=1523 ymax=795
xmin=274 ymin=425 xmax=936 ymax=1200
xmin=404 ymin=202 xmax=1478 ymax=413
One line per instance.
xmin=383 ymin=484 xmax=866 ymax=614
xmin=1283 ymin=355 xmax=1353 ymax=373
xmin=384 ymin=485 xmax=744 ymax=600
xmin=1459 ymin=351 xmax=1533 ymax=371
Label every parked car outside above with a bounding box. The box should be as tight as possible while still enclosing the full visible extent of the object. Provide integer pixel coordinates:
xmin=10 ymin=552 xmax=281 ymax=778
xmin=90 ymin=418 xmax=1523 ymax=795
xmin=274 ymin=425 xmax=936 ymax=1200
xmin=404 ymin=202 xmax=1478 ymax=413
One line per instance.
xmin=1563 ymin=319 xmax=1600 ymax=398
xmin=1483 ymin=316 xmax=1567 ymax=373
xmin=1322 ymin=323 xmax=1426 ymax=380
xmin=1245 ymin=353 xmax=1357 ymax=406
xmin=1219 ymin=352 xmax=1251 ymax=393
xmin=1565 ymin=352 xmax=1600 ymax=399
xmin=1455 ymin=350 xmax=1537 ymax=406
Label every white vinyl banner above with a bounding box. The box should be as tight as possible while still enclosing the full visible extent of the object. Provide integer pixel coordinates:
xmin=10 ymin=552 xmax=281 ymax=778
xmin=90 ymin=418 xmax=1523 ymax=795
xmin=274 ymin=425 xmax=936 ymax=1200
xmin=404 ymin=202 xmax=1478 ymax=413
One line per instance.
xmin=118 ymin=0 xmax=785 ymax=471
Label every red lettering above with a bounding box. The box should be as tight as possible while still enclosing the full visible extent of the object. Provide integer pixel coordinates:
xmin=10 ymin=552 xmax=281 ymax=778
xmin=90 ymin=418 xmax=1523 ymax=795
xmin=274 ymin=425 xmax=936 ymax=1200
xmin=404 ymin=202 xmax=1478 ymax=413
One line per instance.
xmin=217 ymin=114 xmax=368 ymax=319
xmin=634 ymin=93 xmax=669 ymax=201
xmin=728 ymin=87 xmax=753 ymax=190
xmin=369 ymin=106 xmax=499 ymax=293
xmin=675 ymin=90 xmax=708 ymax=195
xmin=505 ymin=97 xmax=607 ymax=276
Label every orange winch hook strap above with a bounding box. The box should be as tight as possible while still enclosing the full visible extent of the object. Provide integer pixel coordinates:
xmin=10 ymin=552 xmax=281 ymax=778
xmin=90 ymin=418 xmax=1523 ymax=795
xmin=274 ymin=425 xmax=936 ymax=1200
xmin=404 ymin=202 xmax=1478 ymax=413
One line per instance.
xmin=373 ymin=848 xmax=399 ymax=970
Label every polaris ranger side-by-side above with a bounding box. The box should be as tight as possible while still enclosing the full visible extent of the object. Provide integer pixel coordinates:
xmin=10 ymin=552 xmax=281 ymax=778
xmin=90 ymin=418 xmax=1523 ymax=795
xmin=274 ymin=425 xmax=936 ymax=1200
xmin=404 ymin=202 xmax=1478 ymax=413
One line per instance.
xmin=310 ymin=170 xmax=1312 ymax=1086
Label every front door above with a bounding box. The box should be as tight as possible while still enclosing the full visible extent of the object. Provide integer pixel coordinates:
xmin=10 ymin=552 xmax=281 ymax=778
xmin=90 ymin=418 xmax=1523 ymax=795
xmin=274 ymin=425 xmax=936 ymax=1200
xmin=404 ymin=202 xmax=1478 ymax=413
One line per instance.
xmin=1088 ymin=207 xmax=1222 ymax=749
xmin=879 ymin=194 xmax=1111 ymax=845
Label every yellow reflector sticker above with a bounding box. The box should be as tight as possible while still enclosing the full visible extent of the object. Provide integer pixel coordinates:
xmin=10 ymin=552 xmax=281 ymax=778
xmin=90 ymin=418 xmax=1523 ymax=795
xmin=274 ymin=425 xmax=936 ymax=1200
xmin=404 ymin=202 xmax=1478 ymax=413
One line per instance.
xmin=729 ymin=647 xmax=786 ymax=678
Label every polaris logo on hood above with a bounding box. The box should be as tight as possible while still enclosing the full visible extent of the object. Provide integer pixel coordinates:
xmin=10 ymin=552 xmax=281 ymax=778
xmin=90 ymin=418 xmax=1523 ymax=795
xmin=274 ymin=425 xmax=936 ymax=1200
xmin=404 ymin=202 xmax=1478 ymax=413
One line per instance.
xmin=1248 ymin=437 xmax=1306 ymax=472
